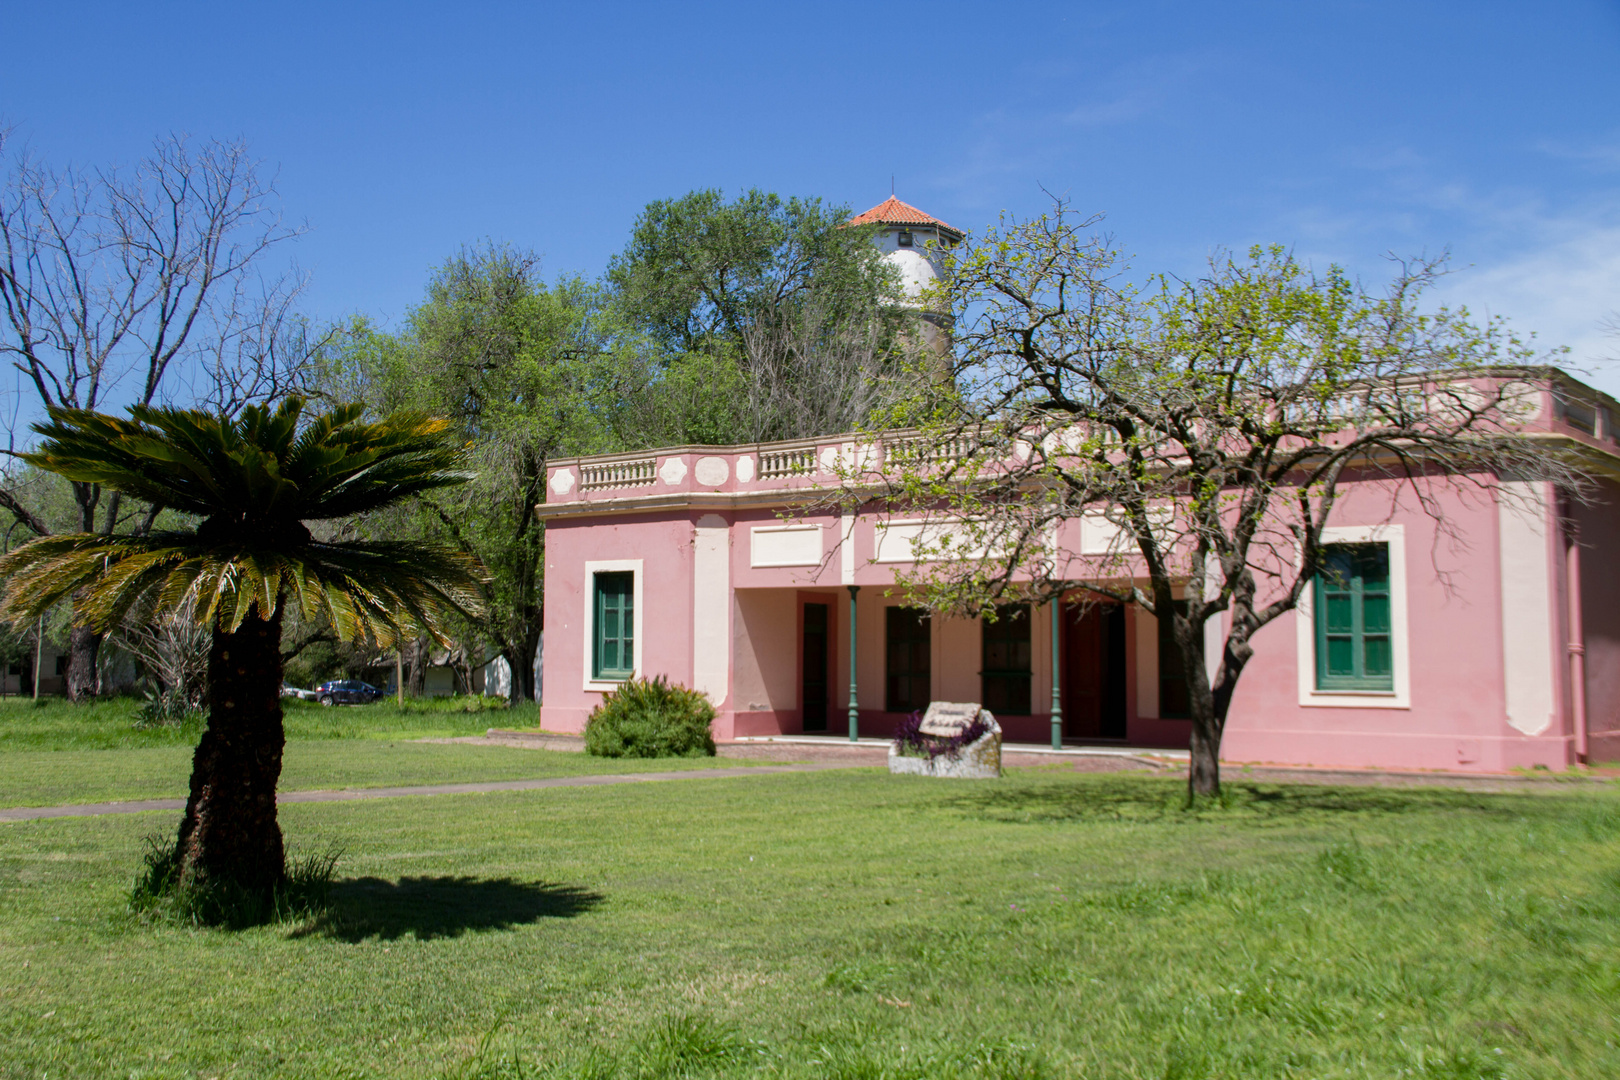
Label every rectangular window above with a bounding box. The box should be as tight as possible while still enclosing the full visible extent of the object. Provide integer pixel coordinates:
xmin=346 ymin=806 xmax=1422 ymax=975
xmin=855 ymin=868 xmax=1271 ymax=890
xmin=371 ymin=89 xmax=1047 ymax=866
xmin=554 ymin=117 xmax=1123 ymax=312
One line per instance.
xmin=592 ymin=571 xmax=635 ymax=680
xmin=885 ymin=606 xmax=931 ymax=713
xmin=1158 ymin=600 xmax=1202 ymax=719
xmin=1314 ymin=543 xmax=1393 ymax=691
xmin=981 ymin=603 xmax=1032 ymax=715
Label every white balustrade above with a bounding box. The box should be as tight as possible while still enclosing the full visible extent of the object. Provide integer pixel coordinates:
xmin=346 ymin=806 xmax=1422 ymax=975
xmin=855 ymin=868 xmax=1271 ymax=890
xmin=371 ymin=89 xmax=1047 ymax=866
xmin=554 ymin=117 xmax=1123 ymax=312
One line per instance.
xmin=578 ymin=457 xmax=658 ymax=491
xmin=758 ymin=447 xmax=817 ymax=479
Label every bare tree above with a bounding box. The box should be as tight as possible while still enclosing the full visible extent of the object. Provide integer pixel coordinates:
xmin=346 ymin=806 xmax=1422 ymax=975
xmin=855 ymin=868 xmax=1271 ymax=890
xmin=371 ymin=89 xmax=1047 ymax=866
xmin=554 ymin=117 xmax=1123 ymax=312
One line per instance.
xmin=862 ymin=203 xmax=1594 ymax=798
xmin=0 ymin=133 xmax=307 ymax=698
xmin=737 ymin=289 xmax=929 ymax=442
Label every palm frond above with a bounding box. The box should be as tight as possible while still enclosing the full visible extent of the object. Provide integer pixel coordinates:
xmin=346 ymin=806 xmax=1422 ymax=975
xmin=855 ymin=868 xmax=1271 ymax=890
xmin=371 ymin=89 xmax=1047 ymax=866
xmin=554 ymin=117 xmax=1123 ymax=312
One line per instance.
xmin=21 ymin=398 xmax=473 ymax=524
xmin=5 ymin=397 xmax=489 ymax=646
xmin=0 ymin=533 xmax=487 ymax=649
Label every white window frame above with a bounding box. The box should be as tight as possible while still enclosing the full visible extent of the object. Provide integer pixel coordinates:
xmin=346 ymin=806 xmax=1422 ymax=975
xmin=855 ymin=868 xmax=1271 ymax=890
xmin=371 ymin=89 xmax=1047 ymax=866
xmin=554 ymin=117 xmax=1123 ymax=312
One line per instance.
xmin=583 ymin=559 xmax=644 ymax=692
xmin=1296 ymin=524 xmax=1410 ymax=709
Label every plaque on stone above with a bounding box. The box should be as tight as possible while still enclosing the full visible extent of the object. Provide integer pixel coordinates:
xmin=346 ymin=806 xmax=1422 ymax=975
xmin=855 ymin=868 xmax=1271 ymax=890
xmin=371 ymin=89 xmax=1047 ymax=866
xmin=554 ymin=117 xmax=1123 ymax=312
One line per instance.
xmin=918 ymin=701 xmax=984 ymax=738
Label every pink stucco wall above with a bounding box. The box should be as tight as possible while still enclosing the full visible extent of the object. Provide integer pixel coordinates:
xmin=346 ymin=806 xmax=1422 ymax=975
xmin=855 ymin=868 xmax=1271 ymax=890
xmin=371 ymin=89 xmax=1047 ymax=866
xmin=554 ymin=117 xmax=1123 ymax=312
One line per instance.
xmin=539 ymin=512 xmax=697 ymax=734
xmin=1218 ymin=477 xmax=1569 ymax=771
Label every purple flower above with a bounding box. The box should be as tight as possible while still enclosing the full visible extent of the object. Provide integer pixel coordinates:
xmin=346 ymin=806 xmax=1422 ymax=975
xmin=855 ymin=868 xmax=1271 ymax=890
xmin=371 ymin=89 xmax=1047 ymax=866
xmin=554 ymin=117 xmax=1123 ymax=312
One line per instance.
xmin=894 ymin=710 xmax=989 ymax=761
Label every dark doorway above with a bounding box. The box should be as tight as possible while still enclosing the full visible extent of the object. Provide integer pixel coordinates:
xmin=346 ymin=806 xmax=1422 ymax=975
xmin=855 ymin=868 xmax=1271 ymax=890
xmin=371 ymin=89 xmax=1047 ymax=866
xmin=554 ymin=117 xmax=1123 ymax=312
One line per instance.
xmin=981 ymin=604 xmax=1032 ymax=716
xmin=802 ymin=603 xmax=829 ymax=732
xmin=1062 ymin=602 xmax=1127 ymax=739
xmin=885 ymin=607 xmax=931 ymax=714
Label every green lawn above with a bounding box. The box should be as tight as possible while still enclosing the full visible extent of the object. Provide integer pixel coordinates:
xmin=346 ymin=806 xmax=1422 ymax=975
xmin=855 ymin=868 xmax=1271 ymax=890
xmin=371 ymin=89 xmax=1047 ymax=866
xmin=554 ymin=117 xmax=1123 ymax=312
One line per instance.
xmin=4 ymin=768 xmax=1620 ymax=1079
xmin=0 ymin=695 xmax=525 ymax=752
xmin=0 ymin=698 xmax=758 ymax=808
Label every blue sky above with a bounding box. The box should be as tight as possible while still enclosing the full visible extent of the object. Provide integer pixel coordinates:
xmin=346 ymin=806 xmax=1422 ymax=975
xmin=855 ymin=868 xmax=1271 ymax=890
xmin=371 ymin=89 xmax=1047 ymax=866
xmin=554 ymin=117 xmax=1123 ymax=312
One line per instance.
xmin=5 ymin=0 xmax=1619 ymax=391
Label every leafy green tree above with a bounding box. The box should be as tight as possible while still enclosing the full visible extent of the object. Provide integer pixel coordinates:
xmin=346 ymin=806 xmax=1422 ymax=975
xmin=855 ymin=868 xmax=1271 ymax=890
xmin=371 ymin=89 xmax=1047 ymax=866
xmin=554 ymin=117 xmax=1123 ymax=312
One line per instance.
xmin=608 ymin=188 xmax=919 ymax=443
xmin=319 ymin=247 xmax=632 ymax=702
xmin=0 ymin=399 xmax=484 ymax=913
xmin=872 ymin=204 xmax=1586 ymax=798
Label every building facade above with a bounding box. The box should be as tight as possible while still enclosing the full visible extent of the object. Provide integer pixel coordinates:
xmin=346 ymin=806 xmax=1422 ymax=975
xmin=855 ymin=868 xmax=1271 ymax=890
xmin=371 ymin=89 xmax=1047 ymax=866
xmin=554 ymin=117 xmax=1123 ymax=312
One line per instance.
xmin=535 ymin=369 xmax=1620 ymax=773
xmin=534 ymin=197 xmax=1620 ymax=773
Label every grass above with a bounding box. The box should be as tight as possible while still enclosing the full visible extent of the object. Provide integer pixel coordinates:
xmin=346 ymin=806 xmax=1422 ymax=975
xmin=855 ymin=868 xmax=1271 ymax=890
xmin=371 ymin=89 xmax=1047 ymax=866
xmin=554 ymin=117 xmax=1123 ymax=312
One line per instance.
xmin=0 ymin=695 xmax=524 ymax=752
xmin=0 ymin=698 xmax=757 ymax=809
xmin=3 ymin=768 xmax=1620 ymax=1078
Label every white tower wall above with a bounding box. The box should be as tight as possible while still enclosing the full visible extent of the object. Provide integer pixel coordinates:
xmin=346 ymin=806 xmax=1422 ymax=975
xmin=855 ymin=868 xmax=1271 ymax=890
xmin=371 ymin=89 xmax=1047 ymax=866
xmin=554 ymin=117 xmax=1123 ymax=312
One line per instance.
xmin=873 ymin=227 xmax=949 ymax=302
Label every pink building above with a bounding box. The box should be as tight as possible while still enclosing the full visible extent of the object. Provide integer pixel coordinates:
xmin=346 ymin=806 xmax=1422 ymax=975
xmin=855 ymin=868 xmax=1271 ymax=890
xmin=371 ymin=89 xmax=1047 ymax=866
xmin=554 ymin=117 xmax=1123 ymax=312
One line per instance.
xmin=535 ymin=368 xmax=1620 ymax=774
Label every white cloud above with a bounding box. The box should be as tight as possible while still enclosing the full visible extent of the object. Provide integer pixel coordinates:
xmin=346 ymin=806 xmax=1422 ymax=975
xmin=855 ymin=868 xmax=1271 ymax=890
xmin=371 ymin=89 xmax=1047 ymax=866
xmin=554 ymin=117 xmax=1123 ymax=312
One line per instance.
xmin=1429 ymin=212 xmax=1620 ymax=396
xmin=1268 ymin=145 xmax=1620 ymax=397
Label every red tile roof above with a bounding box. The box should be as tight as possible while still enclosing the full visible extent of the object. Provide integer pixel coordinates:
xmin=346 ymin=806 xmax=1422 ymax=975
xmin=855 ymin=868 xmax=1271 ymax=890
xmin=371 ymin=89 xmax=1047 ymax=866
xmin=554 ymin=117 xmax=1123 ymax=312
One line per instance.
xmin=847 ymin=196 xmax=963 ymax=239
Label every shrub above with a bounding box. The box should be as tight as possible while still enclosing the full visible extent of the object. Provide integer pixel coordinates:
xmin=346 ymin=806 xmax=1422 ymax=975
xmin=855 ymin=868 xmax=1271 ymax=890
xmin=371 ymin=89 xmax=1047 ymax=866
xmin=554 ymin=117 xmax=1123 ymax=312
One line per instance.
xmin=584 ymin=676 xmax=716 ymax=758
xmin=133 ymin=691 xmax=203 ymax=730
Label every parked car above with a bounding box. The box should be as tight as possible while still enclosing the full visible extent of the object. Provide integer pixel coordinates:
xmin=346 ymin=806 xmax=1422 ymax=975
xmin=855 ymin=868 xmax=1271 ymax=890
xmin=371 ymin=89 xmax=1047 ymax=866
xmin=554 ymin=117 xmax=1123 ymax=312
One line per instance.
xmin=315 ymin=680 xmax=385 ymax=706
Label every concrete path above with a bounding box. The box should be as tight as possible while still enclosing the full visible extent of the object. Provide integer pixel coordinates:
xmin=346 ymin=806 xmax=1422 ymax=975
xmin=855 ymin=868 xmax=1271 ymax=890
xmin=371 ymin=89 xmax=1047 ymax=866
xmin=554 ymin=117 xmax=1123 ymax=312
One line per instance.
xmin=0 ymin=763 xmax=853 ymax=823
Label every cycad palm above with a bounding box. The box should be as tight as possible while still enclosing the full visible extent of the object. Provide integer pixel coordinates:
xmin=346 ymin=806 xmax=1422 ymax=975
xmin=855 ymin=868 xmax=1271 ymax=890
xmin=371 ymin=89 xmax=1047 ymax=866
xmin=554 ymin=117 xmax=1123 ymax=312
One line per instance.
xmin=0 ymin=398 xmax=486 ymax=911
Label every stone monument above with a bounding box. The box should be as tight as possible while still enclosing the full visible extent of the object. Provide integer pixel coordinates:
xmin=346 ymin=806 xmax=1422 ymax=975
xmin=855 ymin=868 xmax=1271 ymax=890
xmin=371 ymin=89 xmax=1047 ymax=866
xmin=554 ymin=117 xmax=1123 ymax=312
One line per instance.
xmin=888 ymin=701 xmax=1003 ymax=779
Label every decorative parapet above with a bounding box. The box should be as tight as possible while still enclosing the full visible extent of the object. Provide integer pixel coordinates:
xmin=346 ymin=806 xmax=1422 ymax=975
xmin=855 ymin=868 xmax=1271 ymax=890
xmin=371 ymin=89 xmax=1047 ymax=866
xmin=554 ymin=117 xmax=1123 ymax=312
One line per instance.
xmin=539 ymin=370 xmax=1620 ymax=512
xmin=579 ymin=457 xmax=657 ymax=491
xmin=758 ymin=446 xmax=817 ymax=479
xmin=544 ymin=436 xmax=851 ymax=508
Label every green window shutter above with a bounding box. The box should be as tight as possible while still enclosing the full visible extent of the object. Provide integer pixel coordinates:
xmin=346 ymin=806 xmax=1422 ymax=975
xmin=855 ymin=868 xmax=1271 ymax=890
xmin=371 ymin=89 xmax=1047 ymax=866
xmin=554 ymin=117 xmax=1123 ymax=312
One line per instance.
xmin=1314 ymin=543 xmax=1393 ymax=691
xmin=981 ymin=603 xmax=1032 ymax=715
xmin=885 ymin=607 xmax=932 ymax=713
xmin=593 ymin=572 xmax=635 ymax=680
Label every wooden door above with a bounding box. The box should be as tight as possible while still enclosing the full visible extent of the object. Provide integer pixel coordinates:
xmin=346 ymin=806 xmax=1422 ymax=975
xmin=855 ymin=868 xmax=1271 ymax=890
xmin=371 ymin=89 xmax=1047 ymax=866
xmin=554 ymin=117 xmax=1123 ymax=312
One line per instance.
xmin=1062 ymin=602 xmax=1127 ymax=740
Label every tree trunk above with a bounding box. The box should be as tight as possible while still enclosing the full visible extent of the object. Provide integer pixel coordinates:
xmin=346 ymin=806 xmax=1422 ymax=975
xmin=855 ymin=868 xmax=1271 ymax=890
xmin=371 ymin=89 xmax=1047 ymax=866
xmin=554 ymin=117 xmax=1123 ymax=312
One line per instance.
xmin=406 ymin=637 xmax=429 ymax=697
xmin=1185 ymin=627 xmax=1253 ymax=801
xmin=65 ymin=623 xmax=102 ymax=701
xmin=175 ymin=607 xmax=286 ymax=895
xmin=1187 ymin=718 xmax=1221 ymax=798
xmin=1175 ymin=609 xmax=1223 ymax=800
xmin=504 ymin=621 xmax=541 ymax=703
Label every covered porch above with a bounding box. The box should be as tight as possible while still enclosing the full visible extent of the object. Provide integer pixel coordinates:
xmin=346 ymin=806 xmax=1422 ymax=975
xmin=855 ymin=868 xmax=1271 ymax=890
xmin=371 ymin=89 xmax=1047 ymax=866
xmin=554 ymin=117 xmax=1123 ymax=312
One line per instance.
xmin=725 ymin=585 xmax=1195 ymax=749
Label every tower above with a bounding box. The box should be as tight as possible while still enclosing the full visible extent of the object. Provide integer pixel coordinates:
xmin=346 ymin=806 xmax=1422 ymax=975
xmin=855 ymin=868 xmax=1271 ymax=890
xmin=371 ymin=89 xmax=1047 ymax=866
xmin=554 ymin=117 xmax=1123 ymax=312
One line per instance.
xmin=847 ymin=195 xmax=963 ymax=357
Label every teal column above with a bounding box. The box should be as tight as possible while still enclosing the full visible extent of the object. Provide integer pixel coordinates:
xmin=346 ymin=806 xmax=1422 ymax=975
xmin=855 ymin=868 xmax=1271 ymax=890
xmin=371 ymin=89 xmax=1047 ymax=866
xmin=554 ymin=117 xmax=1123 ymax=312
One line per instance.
xmin=847 ymin=585 xmax=861 ymax=741
xmin=1050 ymin=593 xmax=1064 ymax=749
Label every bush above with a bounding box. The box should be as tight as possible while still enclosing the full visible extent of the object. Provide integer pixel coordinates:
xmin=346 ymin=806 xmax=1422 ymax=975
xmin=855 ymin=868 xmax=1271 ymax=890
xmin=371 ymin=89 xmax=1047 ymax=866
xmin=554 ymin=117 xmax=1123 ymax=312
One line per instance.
xmin=584 ymin=676 xmax=716 ymax=758
xmin=133 ymin=691 xmax=203 ymax=730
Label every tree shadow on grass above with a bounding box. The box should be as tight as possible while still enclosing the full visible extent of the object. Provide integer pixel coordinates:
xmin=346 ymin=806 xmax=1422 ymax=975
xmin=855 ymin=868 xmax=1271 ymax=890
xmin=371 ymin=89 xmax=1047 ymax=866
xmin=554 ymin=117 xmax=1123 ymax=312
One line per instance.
xmin=291 ymin=875 xmax=604 ymax=942
xmin=946 ymin=775 xmax=1540 ymax=828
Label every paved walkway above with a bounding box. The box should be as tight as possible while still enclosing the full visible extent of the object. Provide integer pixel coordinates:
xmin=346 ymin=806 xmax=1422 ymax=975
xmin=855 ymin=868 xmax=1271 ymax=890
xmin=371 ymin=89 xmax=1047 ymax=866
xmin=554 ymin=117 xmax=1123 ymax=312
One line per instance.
xmin=0 ymin=763 xmax=852 ymax=823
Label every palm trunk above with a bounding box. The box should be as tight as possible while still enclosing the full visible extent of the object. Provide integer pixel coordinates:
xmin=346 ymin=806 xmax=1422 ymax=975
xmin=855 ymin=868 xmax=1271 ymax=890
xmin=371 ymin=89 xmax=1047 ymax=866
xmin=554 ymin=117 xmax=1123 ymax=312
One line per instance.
xmin=175 ymin=606 xmax=286 ymax=895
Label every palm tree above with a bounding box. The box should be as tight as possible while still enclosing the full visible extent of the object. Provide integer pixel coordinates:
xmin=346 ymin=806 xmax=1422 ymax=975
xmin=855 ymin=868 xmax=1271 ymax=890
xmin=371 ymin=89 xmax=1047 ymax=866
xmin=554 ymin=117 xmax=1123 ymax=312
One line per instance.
xmin=0 ymin=398 xmax=486 ymax=910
